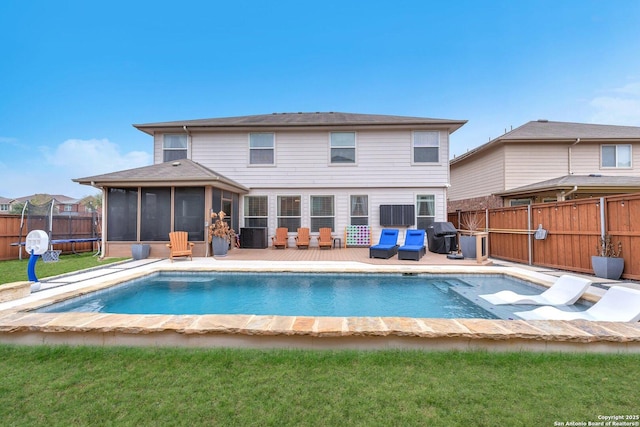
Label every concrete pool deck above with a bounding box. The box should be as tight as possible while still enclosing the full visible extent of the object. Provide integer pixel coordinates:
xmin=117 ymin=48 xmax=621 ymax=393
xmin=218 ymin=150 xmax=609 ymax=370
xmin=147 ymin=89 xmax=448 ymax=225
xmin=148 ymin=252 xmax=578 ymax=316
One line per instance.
xmin=1 ymin=250 xmax=639 ymax=352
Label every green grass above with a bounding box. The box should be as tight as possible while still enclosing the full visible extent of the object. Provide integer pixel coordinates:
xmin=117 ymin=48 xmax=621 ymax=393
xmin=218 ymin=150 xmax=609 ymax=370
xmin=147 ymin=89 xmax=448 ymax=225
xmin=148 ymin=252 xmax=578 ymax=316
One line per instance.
xmin=0 ymin=253 xmax=128 ymax=285
xmin=0 ymin=346 xmax=638 ymax=426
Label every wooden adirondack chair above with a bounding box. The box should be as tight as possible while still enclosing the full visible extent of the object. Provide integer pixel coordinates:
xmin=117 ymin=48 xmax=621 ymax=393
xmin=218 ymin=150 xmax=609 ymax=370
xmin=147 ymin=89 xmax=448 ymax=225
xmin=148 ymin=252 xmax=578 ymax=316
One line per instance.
xmin=295 ymin=227 xmax=310 ymax=249
xmin=271 ymin=227 xmax=289 ymax=249
xmin=166 ymin=231 xmax=194 ymax=261
xmin=317 ymin=227 xmax=334 ymax=249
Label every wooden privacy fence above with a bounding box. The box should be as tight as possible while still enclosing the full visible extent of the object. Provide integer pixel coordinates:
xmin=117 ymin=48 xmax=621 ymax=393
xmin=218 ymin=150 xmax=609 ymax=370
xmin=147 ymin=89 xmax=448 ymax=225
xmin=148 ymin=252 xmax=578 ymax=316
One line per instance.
xmin=0 ymin=214 xmax=99 ymax=261
xmin=449 ymin=193 xmax=640 ymax=281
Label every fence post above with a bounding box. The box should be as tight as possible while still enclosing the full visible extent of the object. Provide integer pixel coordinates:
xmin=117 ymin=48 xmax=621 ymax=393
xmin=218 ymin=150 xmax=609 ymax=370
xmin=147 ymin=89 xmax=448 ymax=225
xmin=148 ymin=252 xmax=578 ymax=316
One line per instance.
xmin=599 ymin=197 xmax=606 ymax=239
xmin=527 ymin=204 xmax=532 ymax=265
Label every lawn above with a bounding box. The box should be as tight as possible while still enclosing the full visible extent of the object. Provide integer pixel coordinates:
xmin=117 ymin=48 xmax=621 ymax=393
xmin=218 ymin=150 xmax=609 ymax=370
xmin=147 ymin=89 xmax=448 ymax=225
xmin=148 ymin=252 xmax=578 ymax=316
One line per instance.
xmin=0 ymin=252 xmax=128 ymax=285
xmin=1 ymin=345 xmax=638 ymax=426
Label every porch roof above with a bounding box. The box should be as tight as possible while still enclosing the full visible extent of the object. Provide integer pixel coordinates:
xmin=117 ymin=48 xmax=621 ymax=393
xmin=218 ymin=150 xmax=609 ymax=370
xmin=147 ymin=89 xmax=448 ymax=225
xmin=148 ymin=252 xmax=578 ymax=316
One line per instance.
xmin=73 ymin=159 xmax=249 ymax=193
xmin=495 ymin=174 xmax=640 ymax=197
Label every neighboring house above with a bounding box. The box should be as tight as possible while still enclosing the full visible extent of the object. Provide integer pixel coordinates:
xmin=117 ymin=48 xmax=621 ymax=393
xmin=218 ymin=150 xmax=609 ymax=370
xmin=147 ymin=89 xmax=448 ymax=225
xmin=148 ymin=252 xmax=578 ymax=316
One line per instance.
xmin=448 ymin=120 xmax=640 ymax=211
xmin=74 ymin=112 xmax=466 ymax=257
xmin=9 ymin=194 xmax=94 ymax=216
xmin=0 ymin=196 xmax=11 ymax=214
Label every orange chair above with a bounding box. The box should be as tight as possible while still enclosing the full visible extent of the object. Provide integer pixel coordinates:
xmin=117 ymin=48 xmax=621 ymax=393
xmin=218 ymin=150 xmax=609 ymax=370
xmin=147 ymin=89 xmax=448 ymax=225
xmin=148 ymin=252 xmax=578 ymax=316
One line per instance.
xmin=271 ymin=227 xmax=289 ymax=249
xmin=317 ymin=227 xmax=334 ymax=249
xmin=166 ymin=231 xmax=194 ymax=261
xmin=295 ymin=227 xmax=310 ymax=249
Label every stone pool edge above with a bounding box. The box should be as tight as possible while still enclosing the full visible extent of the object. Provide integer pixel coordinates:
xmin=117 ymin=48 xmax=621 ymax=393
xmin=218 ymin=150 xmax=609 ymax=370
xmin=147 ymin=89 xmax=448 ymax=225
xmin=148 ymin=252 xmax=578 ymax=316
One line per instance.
xmin=1 ymin=261 xmax=639 ymax=353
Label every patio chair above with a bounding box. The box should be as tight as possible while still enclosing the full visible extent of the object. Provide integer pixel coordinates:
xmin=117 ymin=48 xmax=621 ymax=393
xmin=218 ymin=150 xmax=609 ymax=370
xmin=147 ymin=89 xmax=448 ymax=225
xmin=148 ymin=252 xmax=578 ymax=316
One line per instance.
xmin=295 ymin=227 xmax=310 ymax=249
xmin=515 ymin=286 xmax=640 ymax=322
xmin=166 ymin=231 xmax=194 ymax=262
xmin=317 ymin=227 xmax=334 ymax=249
xmin=479 ymin=274 xmax=592 ymax=306
xmin=369 ymin=229 xmax=399 ymax=259
xmin=271 ymin=227 xmax=289 ymax=249
xmin=397 ymin=229 xmax=426 ymax=261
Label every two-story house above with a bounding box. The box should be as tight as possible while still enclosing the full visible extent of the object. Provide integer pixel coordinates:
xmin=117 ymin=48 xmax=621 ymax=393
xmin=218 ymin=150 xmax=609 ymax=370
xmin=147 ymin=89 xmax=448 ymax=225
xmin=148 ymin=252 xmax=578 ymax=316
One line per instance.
xmin=74 ymin=112 xmax=466 ymax=257
xmin=448 ymin=120 xmax=640 ymax=211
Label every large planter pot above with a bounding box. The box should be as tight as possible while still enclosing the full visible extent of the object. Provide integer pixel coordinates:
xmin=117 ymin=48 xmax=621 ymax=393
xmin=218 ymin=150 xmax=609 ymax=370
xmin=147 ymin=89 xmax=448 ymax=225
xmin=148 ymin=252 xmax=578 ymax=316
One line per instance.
xmin=591 ymin=256 xmax=624 ymax=280
xmin=131 ymin=244 xmax=150 ymax=260
xmin=460 ymin=235 xmax=477 ymax=259
xmin=211 ymin=236 xmax=229 ymax=257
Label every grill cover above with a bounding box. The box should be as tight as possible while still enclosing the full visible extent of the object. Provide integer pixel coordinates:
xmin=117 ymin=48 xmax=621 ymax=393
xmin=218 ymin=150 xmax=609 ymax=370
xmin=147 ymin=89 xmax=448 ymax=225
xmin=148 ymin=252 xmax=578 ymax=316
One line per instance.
xmin=426 ymin=222 xmax=458 ymax=254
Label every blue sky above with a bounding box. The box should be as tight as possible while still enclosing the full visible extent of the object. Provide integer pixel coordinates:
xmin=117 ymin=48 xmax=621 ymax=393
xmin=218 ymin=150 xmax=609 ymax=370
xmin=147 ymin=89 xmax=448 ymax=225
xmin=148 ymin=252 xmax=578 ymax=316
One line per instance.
xmin=2 ymin=0 xmax=640 ymax=199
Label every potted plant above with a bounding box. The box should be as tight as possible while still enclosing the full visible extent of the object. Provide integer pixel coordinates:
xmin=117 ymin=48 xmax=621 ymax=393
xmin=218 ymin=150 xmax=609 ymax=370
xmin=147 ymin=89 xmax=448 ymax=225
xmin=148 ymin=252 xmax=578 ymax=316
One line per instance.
xmin=591 ymin=234 xmax=624 ymax=280
xmin=208 ymin=210 xmax=236 ymax=257
xmin=459 ymin=211 xmax=484 ymax=259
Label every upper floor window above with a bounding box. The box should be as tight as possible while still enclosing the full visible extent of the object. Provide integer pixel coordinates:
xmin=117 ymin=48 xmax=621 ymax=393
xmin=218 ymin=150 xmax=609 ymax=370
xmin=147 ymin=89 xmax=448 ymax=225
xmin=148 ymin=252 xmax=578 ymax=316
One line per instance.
xmin=601 ymin=144 xmax=631 ymax=168
xmin=163 ymin=134 xmax=188 ymax=162
xmin=249 ymin=133 xmax=275 ymax=165
xmin=330 ymin=132 xmax=356 ymax=164
xmin=413 ymin=131 xmax=440 ymax=163
xmin=0 ymin=204 xmax=9 ymax=212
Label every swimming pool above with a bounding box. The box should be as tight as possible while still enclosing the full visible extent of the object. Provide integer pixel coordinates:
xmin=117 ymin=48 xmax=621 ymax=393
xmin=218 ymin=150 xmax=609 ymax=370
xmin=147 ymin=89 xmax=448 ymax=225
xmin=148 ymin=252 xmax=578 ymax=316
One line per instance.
xmin=34 ymin=272 xmax=589 ymax=319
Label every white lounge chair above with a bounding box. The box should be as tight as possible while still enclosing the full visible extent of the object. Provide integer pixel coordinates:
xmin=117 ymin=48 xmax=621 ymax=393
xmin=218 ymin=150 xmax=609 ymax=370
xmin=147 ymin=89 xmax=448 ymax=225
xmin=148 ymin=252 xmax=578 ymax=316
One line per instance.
xmin=515 ymin=286 xmax=640 ymax=322
xmin=479 ymin=274 xmax=592 ymax=306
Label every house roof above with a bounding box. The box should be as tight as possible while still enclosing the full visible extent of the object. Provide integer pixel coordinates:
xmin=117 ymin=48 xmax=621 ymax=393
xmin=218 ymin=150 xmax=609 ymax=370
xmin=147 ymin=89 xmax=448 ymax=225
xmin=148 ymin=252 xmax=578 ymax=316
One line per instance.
xmin=495 ymin=174 xmax=640 ymax=197
xmin=13 ymin=194 xmax=79 ymax=204
xmin=73 ymin=159 xmax=249 ymax=193
xmin=133 ymin=112 xmax=467 ymax=135
xmin=451 ymin=120 xmax=640 ymax=165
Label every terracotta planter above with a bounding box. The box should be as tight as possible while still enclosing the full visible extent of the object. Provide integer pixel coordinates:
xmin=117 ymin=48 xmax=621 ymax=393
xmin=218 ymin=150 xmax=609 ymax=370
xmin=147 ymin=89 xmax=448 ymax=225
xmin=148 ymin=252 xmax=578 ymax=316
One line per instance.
xmin=591 ymin=256 xmax=624 ymax=280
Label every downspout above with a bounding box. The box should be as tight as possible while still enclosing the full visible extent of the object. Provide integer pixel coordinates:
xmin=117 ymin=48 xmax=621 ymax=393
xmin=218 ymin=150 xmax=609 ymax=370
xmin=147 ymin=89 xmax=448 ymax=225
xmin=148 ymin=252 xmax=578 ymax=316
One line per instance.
xmin=568 ymin=138 xmax=580 ymax=175
xmin=183 ymin=125 xmax=191 ymax=159
xmin=559 ymin=185 xmax=578 ymax=201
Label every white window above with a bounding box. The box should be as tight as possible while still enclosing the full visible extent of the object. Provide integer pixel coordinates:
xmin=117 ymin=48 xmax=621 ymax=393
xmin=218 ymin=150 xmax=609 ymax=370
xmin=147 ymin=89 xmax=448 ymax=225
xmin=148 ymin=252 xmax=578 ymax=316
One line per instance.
xmin=163 ymin=134 xmax=188 ymax=162
xmin=310 ymin=195 xmax=335 ymax=231
xmin=413 ymin=131 xmax=440 ymax=163
xmin=244 ymin=196 xmax=268 ymax=228
xmin=330 ymin=132 xmax=356 ymax=164
xmin=249 ymin=133 xmax=275 ymax=165
xmin=277 ymin=196 xmax=301 ymax=232
xmin=601 ymin=144 xmax=631 ymax=168
xmin=350 ymin=195 xmax=368 ymax=225
xmin=416 ymin=195 xmax=435 ymax=229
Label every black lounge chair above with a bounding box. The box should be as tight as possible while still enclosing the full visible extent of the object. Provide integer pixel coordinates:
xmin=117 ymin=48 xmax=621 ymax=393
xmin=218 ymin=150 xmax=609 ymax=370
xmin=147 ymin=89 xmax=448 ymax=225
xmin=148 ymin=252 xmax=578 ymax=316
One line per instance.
xmin=397 ymin=229 xmax=426 ymax=261
xmin=369 ymin=229 xmax=399 ymax=259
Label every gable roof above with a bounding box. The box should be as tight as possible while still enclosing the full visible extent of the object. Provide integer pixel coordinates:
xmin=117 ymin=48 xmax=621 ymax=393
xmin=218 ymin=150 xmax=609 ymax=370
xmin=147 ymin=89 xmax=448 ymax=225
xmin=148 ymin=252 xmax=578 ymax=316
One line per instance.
xmin=451 ymin=120 xmax=640 ymax=165
xmin=133 ymin=112 xmax=467 ymax=135
xmin=495 ymin=174 xmax=640 ymax=197
xmin=73 ymin=159 xmax=249 ymax=193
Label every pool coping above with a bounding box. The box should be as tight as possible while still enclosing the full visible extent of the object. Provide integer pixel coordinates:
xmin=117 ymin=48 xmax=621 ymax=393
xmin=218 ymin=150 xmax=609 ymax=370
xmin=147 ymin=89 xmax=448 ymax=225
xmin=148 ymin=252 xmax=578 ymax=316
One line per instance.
xmin=1 ymin=258 xmax=639 ymax=353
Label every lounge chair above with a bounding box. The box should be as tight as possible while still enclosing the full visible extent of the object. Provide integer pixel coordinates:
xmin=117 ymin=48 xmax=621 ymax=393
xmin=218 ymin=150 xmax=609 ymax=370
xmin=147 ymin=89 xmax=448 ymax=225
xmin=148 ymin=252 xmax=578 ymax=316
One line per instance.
xmin=369 ymin=229 xmax=399 ymax=259
xmin=317 ymin=227 xmax=333 ymax=249
xmin=271 ymin=227 xmax=288 ymax=249
xmin=295 ymin=227 xmax=310 ymax=249
xmin=479 ymin=274 xmax=592 ymax=306
xmin=515 ymin=286 xmax=640 ymax=322
xmin=397 ymin=229 xmax=426 ymax=261
xmin=166 ymin=231 xmax=194 ymax=261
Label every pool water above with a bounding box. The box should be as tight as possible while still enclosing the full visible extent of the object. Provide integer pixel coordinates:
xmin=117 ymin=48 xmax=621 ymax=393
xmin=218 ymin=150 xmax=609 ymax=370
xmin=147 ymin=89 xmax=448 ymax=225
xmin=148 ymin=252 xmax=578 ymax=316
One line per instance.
xmin=35 ymin=272 xmax=590 ymax=319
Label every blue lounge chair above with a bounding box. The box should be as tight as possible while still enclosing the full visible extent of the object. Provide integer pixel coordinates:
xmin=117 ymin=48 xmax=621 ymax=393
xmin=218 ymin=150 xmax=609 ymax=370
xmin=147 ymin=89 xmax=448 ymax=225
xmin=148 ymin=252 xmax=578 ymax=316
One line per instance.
xmin=398 ymin=229 xmax=426 ymax=261
xmin=369 ymin=229 xmax=399 ymax=259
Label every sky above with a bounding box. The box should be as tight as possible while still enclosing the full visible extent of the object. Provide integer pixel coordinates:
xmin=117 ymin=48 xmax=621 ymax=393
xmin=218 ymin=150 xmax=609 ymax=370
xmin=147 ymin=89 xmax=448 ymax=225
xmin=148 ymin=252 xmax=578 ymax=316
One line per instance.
xmin=1 ymin=0 xmax=640 ymax=199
